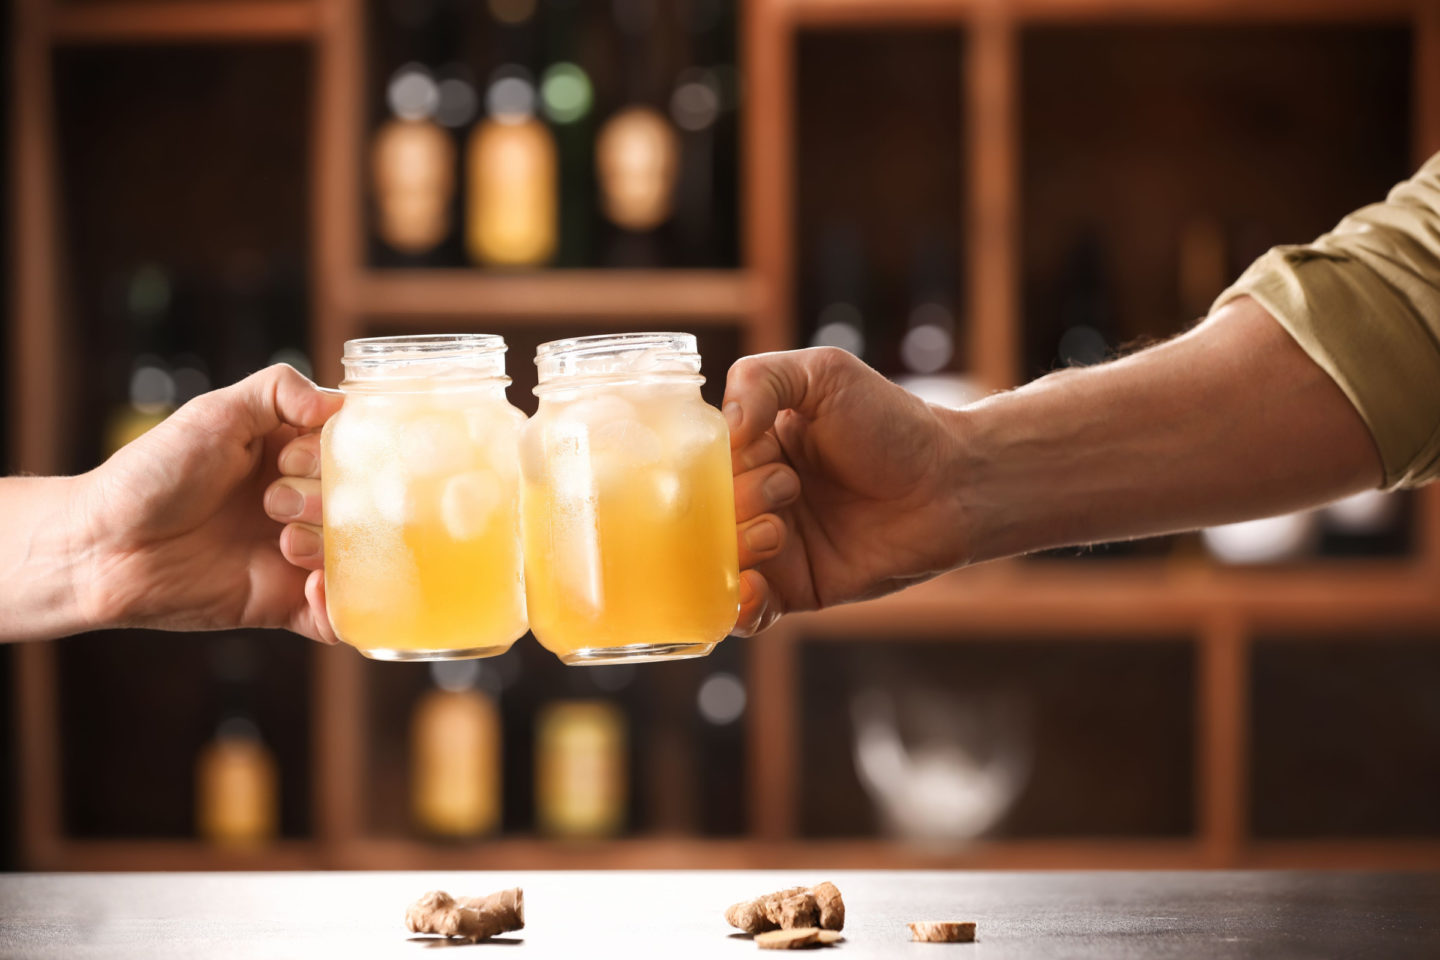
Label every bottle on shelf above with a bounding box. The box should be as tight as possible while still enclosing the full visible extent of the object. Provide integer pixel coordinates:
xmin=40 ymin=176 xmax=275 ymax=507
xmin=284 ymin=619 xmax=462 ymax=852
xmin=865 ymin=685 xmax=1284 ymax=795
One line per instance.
xmin=894 ymin=236 xmax=979 ymax=410
xmin=539 ymin=0 xmax=596 ymax=266
xmin=467 ymin=71 xmax=558 ymax=266
xmin=1054 ymin=229 xmax=1114 ymax=369
xmin=808 ymin=224 xmax=869 ymax=360
xmin=411 ymin=660 xmax=503 ymax=839
xmin=668 ymin=0 xmax=725 ymax=266
xmin=534 ymin=698 xmax=627 ymax=838
xmin=594 ymin=0 xmax=680 ymax=265
xmin=372 ymin=63 xmax=456 ymax=257
xmin=195 ymin=637 xmax=279 ymax=850
xmin=464 ymin=0 xmax=557 ymax=266
xmin=104 ymin=264 xmax=177 ymax=457
xmin=694 ymin=666 xmax=746 ymax=835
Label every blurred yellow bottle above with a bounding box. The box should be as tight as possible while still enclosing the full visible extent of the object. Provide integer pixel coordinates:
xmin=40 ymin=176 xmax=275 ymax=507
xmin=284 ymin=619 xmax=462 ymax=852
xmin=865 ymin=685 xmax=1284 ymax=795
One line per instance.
xmin=535 ymin=700 xmax=626 ymax=838
xmin=411 ymin=662 xmax=501 ymax=837
xmin=196 ymin=718 xmax=278 ymax=849
xmin=466 ymin=72 xmax=556 ymax=266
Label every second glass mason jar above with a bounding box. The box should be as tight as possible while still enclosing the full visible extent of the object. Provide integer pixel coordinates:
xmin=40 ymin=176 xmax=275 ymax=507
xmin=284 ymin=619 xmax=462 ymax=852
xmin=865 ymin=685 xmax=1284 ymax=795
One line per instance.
xmin=321 ymin=334 xmax=528 ymax=660
xmin=520 ymin=332 xmax=740 ymax=664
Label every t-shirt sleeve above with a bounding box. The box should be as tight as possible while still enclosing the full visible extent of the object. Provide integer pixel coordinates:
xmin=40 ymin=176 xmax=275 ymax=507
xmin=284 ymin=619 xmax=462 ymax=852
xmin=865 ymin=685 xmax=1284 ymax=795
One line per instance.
xmin=1211 ymin=152 xmax=1440 ymax=489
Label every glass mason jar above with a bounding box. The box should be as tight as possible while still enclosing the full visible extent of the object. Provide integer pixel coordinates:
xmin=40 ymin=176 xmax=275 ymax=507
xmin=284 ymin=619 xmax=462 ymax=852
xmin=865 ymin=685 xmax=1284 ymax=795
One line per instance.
xmin=520 ymin=332 xmax=740 ymax=664
xmin=321 ymin=334 xmax=528 ymax=660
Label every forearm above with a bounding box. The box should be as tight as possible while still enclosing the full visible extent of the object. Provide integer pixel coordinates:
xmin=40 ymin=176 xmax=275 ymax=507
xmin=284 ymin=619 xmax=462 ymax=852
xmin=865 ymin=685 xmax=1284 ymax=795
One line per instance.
xmin=952 ymin=296 xmax=1383 ymax=564
xmin=0 ymin=475 xmax=95 ymax=642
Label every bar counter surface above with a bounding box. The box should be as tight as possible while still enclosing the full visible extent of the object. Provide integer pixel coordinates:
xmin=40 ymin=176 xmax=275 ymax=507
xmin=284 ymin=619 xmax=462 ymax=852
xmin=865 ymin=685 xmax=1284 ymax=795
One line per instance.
xmin=0 ymin=870 xmax=1436 ymax=958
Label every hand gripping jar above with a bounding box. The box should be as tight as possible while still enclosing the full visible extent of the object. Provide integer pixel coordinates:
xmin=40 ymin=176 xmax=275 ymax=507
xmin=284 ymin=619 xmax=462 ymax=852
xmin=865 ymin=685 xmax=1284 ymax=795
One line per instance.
xmin=520 ymin=333 xmax=740 ymax=664
xmin=321 ymin=334 xmax=528 ymax=660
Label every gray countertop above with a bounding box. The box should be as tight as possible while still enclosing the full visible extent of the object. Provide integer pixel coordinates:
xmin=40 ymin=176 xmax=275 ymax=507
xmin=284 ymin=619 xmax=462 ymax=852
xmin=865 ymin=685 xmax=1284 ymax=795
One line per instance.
xmin=0 ymin=870 xmax=1436 ymax=959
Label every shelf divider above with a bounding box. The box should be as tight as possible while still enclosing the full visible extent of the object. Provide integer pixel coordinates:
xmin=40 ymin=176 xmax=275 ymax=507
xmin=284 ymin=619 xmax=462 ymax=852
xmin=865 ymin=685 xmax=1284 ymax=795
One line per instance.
xmin=1198 ymin=614 xmax=1249 ymax=866
xmin=965 ymin=5 xmax=1020 ymax=390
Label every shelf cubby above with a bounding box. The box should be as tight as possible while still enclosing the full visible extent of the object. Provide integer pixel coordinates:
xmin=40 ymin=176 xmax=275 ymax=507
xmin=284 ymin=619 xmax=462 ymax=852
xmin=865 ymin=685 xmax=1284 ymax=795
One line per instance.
xmin=793 ymin=28 xmax=967 ymax=375
xmin=1250 ymin=632 xmax=1440 ymax=840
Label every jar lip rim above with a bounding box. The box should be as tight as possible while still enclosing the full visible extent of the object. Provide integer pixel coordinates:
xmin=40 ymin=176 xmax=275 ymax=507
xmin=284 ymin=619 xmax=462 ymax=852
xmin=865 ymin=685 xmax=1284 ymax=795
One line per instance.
xmin=344 ymin=334 xmax=507 ymax=358
xmin=533 ymin=331 xmax=696 ymax=364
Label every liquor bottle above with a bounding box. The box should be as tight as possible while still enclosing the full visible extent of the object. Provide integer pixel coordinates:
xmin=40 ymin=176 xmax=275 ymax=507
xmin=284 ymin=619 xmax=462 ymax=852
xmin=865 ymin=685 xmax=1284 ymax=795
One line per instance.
xmin=808 ymin=224 xmax=868 ymax=360
xmin=665 ymin=0 xmax=731 ymax=264
xmin=539 ymin=0 xmax=596 ymax=266
xmin=894 ymin=237 xmax=979 ymax=410
xmin=534 ymin=699 xmax=627 ymax=838
xmin=411 ymin=660 xmax=503 ymax=838
xmin=372 ymin=64 xmax=456 ymax=257
xmin=594 ymin=0 xmax=680 ymax=265
xmin=464 ymin=0 xmax=557 ymax=266
xmin=195 ymin=637 xmax=279 ymax=849
xmin=695 ymin=664 xmax=746 ymax=835
xmin=1054 ymin=230 xmax=1113 ymax=369
xmin=104 ymin=265 xmax=176 ymax=457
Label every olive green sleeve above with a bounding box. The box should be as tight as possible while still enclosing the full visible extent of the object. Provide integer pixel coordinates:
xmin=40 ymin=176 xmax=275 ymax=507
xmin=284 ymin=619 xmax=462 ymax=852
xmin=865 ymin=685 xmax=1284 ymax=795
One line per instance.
xmin=1211 ymin=152 xmax=1440 ymax=489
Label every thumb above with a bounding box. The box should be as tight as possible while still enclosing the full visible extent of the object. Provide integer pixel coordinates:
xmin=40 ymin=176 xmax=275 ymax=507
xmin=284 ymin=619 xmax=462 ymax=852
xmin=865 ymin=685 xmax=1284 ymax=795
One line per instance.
xmin=223 ymin=363 xmax=344 ymax=437
xmin=722 ymin=347 xmax=841 ymax=449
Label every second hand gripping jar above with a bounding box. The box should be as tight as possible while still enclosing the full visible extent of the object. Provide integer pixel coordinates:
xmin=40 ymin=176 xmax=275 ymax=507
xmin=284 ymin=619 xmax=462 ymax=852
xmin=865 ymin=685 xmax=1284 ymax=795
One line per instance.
xmin=521 ymin=332 xmax=740 ymax=664
xmin=321 ymin=334 xmax=528 ymax=660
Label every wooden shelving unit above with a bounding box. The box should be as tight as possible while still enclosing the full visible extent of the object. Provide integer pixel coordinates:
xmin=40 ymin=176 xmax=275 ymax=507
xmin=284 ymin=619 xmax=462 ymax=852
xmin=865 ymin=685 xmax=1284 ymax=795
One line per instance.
xmin=9 ymin=0 xmax=1440 ymax=871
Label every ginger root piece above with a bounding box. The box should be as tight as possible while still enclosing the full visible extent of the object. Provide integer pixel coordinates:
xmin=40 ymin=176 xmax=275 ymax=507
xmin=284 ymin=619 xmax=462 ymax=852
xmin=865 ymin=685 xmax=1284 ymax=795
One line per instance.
xmin=405 ymin=888 xmax=525 ymax=942
xmin=811 ymin=881 xmax=845 ymax=931
xmin=755 ymin=927 xmax=820 ymax=950
xmin=726 ymin=883 xmax=845 ymax=934
xmin=772 ymin=892 xmax=818 ymax=930
xmin=908 ymin=920 xmax=976 ymax=943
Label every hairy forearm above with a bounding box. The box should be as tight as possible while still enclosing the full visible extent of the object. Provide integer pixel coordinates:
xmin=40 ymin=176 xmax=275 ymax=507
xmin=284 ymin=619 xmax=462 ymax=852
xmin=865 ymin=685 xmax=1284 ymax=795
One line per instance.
xmin=0 ymin=475 xmax=94 ymax=642
xmin=952 ymin=296 xmax=1383 ymax=564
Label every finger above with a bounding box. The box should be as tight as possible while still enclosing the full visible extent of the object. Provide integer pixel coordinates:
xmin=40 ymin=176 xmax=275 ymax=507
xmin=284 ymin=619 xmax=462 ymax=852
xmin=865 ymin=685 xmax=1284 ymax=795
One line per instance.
xmin=733 ymin=569 xmax=775 ymax=637
xmin=737 ymin=513 xmax=786 ymax=570
xmin=223 ymin=363 xmax=345 ymax=438
xmin=265 ymin=477 xmax=323 ymax=525
xmin=732 ymin=431 xmax=785 ymax=474
xmin=277 ymin=432 xmax=322 ymax=478
xmin=294 ymin=568 xmax=340 ymax=645
xmin=280 ymin=521 xmax=324 ymax=570
xmin=724 ymin=347 xmax=858 ymax=449
xmin=734 ymin=464 xmax=800 ymax=522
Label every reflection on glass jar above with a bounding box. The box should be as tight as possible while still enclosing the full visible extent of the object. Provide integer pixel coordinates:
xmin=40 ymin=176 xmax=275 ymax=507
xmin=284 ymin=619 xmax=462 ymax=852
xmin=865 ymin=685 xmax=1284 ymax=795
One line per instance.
xmin=321 ymin=334 xmax=528 ymax=660
xmin=520 ymin=332 xmax=739 ymax=664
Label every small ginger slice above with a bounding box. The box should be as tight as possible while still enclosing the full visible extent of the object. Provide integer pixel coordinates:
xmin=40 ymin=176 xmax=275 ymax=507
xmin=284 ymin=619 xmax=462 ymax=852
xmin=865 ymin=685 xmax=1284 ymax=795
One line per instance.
xmin=815 ymin=929 xmax=845 ymax=944
xmin=756 ymin=927 xmax=820 ymax=950
xmin=405 ymin=888 xmax=524 ymax=942
xmin=908 ymin=920 xmax=976 ymax=943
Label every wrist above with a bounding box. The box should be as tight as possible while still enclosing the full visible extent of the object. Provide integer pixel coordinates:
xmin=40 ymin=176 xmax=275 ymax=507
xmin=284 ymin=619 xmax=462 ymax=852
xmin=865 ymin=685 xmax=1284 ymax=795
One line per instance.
xmin=0 ymin=474 xmax=102 ymax=641
xmin=939 ymin=378 xmax=1060 ymax=567
xmin=63 ymin=471 xmax=118 ymax=634
xmin=935 ymin=400 xmax=992 ymax=568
